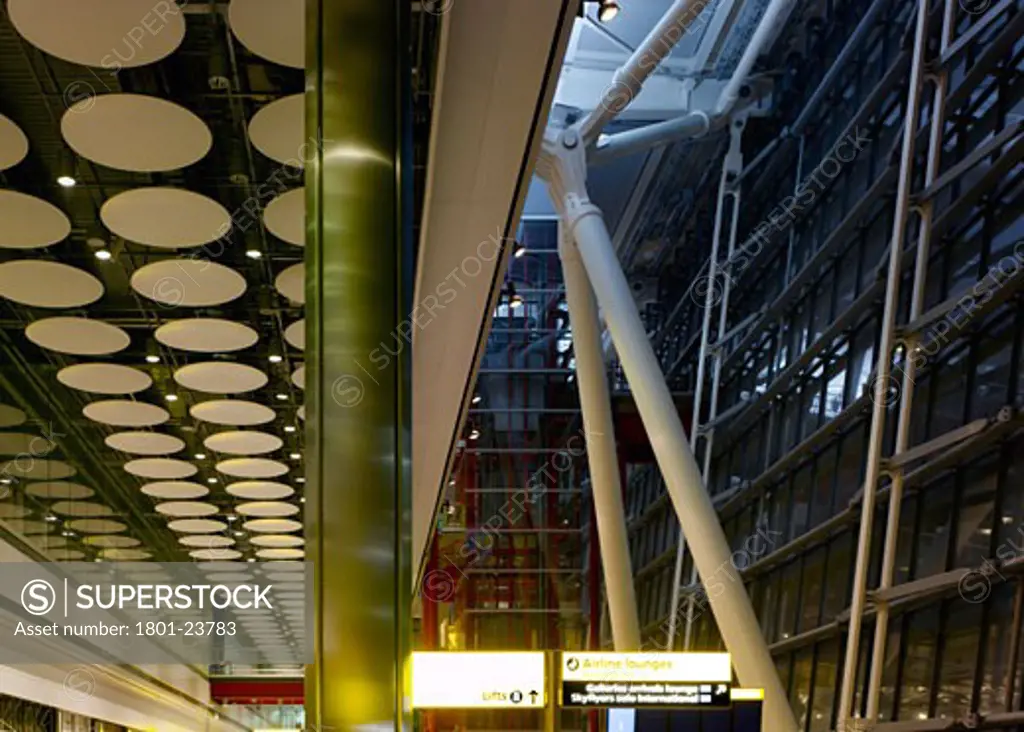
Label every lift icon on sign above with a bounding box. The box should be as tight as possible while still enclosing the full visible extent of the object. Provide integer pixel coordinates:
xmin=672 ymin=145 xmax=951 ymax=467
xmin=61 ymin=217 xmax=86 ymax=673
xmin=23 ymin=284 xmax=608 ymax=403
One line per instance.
xmin=511 ymin=691 xmax=523 ymax=704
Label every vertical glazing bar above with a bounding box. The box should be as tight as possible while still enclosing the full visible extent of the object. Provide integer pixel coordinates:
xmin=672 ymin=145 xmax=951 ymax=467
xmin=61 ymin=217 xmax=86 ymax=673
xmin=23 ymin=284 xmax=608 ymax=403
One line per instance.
xmin=305 ymin=1 xmax=411 ymax=730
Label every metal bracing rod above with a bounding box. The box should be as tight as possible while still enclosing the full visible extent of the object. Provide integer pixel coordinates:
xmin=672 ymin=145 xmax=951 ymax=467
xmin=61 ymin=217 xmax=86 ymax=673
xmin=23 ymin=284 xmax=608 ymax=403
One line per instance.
xmin=542 ymin=129 xmax=798 ymax=732
xmin=591 ymin=112 xmax=714 ymax=165
xmin=559 ymin=222 xmax=642 ymax=651
xmin=714 ymin=0 xmax=798 ymax=115
xmin=863 ymin=0 xmax=954 ymax=720
xmin=835 ymin=0 xmax=932 ymax=725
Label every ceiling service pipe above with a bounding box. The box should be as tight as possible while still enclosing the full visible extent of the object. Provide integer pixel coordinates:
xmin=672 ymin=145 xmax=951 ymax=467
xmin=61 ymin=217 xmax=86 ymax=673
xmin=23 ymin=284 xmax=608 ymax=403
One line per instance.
xmin=714 ymin=0 xmax=799 ymax=115
xmin=578 ymin=0 xmax=712 ymax=144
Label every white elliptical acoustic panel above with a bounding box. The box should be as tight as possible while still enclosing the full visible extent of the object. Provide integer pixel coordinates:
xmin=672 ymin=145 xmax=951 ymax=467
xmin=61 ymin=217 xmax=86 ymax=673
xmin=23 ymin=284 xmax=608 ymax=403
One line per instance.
xmin=50 ymin=501 xmax=113 ymax=517
xmin=6 ymin=519 xmax=53 ymax=535
xmin=141 ymin=481 xmax=209 ymax=500
xmin=0 ymin=260 xmax=104 ymax=308
xmin=190 ymin=400 xmax=275 ymax=426
xmin=291 ymin=366 xmax=305 ymax=389
xmin=7 ymin=0 xmax=186 ymax=68
xmin=0 ymin=113 xmax=28 ymax=171
xmin=275 ymin=263 xmax=304 ymax=304
xmin=256 ymin=548 xmax=304 ymax=559
xmin=84 ymin=535 xmax=140 ymax=548
xmin=155 ymin=319 xmax=259 ymax=353
xmin=58 ymin=363 xmax=152 ymax=394
xmin=0 ymin=404 xmax=26 ymax=427
xmin=27 ymin=317 xmax=130 ymax=356
xmin=124 ymin=458 xmax=198 ymax=479
xmin=243 ymin=518 xmax=301 ymax=533
xmin=83 ymin=400 xmax=169 ymax=427
xmin=50 ymin=549 xmax=87 ymax=561
xmin=250 ymin=534 xmax=304 ymax=548
xmin=174 ymin=362 xmax=268 ymax=394
xmin=131 ymin=260 xmax=246 ymax=307
xmin=26 ymin=536 xmax=69 ymax=550
xmin=263 ymin=188 xmax=304 ymax=246
xmin=249 ymin=94 xmax=305 ymax=167
xmin=204 ymin=431 xmax=283 ymax=455
xmin=179 ymin=535 xmax=235 ymax=548
xmin=284 ymin=319 xmax=304 ymax=350
xmin=0 ymin=458 xmax=75 ymax=480
xmin=102 ymin=188 xmax=231 ymax=249
xmin=297 ymin=405 xmax=305 ymax=421
xmin=0 ymin=504 xmax=30 ymax=519
xmin=236 ymin=501 xmax=299 ymax=517
xmin=217 ymin=458 xmax=288 ymax=479
xmin=226 ymin=481 xmax=293 ymax=500
xmin=105 ymin=431 xmax=184 ymax=455
xmin=228 ymin=0 xmax=304 ymax=69
xmin=25 ymin=481 xmax=94 ymax=500
xmin=167 ymin=518 xmax=226 ymax=533
xmin=0 ymin=191 xmax=71 ymax=249
xmin=62 ymin=94 xmax=211 ymax=172
xmin=100 ymin=548 xmax=152 ymax=561
xmin=155 ymin=501 xmax=218 ymax=517
xmin=190 ymin=548 xmax=242 ymax=560
xmin=0 ymin=432 xmax=53 ymax=455
xmin=67 ymin=518 xmax=126 ymax=534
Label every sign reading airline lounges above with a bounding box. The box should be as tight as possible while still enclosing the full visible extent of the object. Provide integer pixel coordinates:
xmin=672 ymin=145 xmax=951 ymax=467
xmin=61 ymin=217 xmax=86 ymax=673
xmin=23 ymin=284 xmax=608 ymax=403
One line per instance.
xmin=559 ymin=652 xmax=732 ymax=709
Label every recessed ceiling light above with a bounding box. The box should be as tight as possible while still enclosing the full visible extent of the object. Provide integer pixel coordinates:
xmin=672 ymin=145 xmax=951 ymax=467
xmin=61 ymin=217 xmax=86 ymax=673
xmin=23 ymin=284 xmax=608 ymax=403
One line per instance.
xmin=57 ymin=175 xmax=76 ymax=188
xmin=225 ymin=515 xmax=237 ymax=522
xmin=61 ymin=530 xmax=75 ymax=538
xmin=269 ymin=355 xmax=283 ymax=364
xmin=94 ymin=249 xmax=112 ymax=261
xmin=165 ymin=394 xmax=179 ymax=402
xmin=0 ymin=477 xmax=12 ymax=485
xmin=513 ymin=242 xmax=526 ymax=258
xmin=289 ymin=452 xmax=301 ymax=460
xmin=245 ymin=249 xmax=262 ymax=260
xmin=194 ymin=453 xmax=206 ymax=460
xmin=207 ymin=477 xmax=218 ymax=484
xmin=45 ymin=514 xmax=59 ymax=522
xmin=471 ymin=395 xmax=482 ymax=404
xmin=145 ymin=355 xmax=160 ymax=364
xmin=284 ymin=425 xmax=296 ymax=433
xmin=469 ymin=429 xmax=480 ymax=440
xmin=300 ymin=497 xmax=306 ymax=503
xmin=233 ymin=531 xmax=244 ymax=537
xmin=598 ymin=0 xmax=620 ymax=22
xmin=296 ymin=477 xmax=305 ymax=483
xmin=276 ymin=393 xmax=288 ymax=401
xmin=246 ymin=558 xmax=256 ymax=563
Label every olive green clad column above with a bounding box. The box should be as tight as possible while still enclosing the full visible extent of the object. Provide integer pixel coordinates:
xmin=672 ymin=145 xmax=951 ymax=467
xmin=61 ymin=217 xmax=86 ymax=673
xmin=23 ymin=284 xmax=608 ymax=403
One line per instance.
xmin=304 ymin=1 xmax=412 ymax=730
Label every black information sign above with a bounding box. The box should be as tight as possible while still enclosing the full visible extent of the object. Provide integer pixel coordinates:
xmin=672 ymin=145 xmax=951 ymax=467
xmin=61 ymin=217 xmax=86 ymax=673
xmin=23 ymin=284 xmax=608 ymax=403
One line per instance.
xmin=561 ymin=681 xmax=731 ymax=709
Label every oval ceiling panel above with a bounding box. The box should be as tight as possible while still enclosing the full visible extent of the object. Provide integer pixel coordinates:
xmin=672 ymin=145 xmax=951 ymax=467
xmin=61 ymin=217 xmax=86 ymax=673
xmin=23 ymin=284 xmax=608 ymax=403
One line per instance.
xmin=0 ymin=190 xmax=71 ymax=249
xmin=25 ymin=481 xmax=94 ymax=500
xmin=105 ymin=431 xmax=184 ymax=455
xmin=7 ymin=0 xmax=186 ymax=68
xmin=190 ymin=400 xmax=276 ymax=426
xmin=62 ymin=94 xmax=211 ymax=172
xmin=190 ymin=548 xmax=242 ymax=561
xmin=297 ymin=405 xmax=305 ymax=421
xmin=167 ymin=518 xmax=227 ymax=534
xmin=83 ymin=400 xmax=169 ymax=427
xmin=131 ymin=260 xmax=246 ymax=307
xmin=124 ymin=458 xmax=198 ymax=480
xmin=284 ymin=319 xmax=304 ymax=350
xmin=50 ymin=549 xmax=87 ymax=561
xmin=229 ymin=0 xmax=304 ymax=69
xmin=274 ymin=263 xmax=304 ymax=304
xmin=100 ymin=548 xmax=152 ymax=561
xmin=155 ymin=319 xmax=258 ymax=353
xmin=257 ymin=548 xmax=304 ymax=560
xmin=174 ymin=362 xmax=268 ymax=394
xmin=102 ymin=188 xmax=232 ymax=249
xmin=83 ymin=535 xmax=140 ymax=548
xmin=204 ymin=431 xmax=283 ymax=455
xmin=179 ymin=535 xmax=235 ymax=548
xmin=0 ymin=432 xmax=54 ymax=456
xmin=67 ymin=518 xmax=127 ymax=534
xmin=217 ymin=458 xmax=289 ymax=479
xmin=0 ymin=113 xmax=29 ymax=171
xmin=225 ymin=481 xmax=293 ymax=500
xmin=141 ymin=481 xmax=209 ymax=500
xmin=6 ymin=519 xmax=53 ymax=535
xmin=248 ymin=94 xmax=304 ymax=167
xmin=236 ymin=501 xmax=299 ymax=518
xmin=291 ymin=366 xmax=305 ymax=390
xmin=263 ymin=188 xmax=304 ymax=246
xmin=250 ymin=534 xmax=304 ymax=548
xmin=0 ymin=404 xmax=26 ymax=428
xmin=50 ymin=501 xmax=113 ymax=517
xmin=0 ymin=260 xmax=103 ymax=308
xmin=243 ymin=518 xmax=302 ymax=533
xmin=0 ymin=459 xmax=75 ymax=480
xmin=0 ymin=504 xmax=31 ymax=519
xmin=26 ymin=317 xmax=129 ymax=356
xmin=156 ymin=501 xmax=218 ymax=517
xmin=58 ymin=363 xmax=152 ymax=394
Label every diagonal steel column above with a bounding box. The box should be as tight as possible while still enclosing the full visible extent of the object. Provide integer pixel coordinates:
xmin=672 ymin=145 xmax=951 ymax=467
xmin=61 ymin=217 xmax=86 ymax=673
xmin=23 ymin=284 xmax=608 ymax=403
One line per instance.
xmin=305 ymin=0 xmax=412 ymax=729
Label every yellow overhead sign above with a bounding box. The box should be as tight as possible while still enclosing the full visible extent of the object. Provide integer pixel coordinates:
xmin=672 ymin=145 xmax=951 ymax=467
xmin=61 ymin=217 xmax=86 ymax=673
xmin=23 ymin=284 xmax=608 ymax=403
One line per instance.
xmin=560 ymin=652 xmax=731 ymax=682
xmin=411 ymin=652 xmax=546 ymax=709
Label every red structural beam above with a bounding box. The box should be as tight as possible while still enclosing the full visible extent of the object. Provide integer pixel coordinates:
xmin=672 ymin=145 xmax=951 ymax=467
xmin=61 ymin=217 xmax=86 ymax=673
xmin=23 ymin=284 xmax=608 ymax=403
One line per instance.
xmin=209 ymin=678 xmax=303 ymax=705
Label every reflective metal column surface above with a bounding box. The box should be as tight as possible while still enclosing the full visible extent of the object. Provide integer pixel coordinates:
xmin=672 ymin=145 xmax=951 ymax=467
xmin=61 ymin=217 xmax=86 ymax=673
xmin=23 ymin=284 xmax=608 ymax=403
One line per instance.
xmin=305 ymin=1 xmax=411 ymax=729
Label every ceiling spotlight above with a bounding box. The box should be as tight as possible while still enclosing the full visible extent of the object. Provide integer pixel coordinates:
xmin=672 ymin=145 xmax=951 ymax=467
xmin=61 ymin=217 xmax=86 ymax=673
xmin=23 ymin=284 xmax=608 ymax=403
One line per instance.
xmin=448 ymin=478 xmax=456 ymax=486
xmin=296 ymin=477 xmax=305 ymax=483
xmin=94 ymin=249 xmax=112 ymax=261
xmin=225 ymin=515 xmax=237 ymax=522
xmin=165 ymin=394 xmax=179 ymax=402
xmin=471 ymin=394 xmax=482 ymax=405
xmin=289 ymin=452 xmax=301 ymax=460
xmin=233 ymin=531 xmax=245 ymax=537
xmin=207 ymin=477 xmax=218 ymax=484
xmin=61 ymin=530 xmax=75 ymax=538
xmin=44 ymin=514 xmax=59 ymax=523
xmin=57 ymin=175 xmax=76 ymax=188
xmin=0 ymin=477 xmax=12 ymax=485
xmin=276 ymin=393 xmax=289 ymax=401
xmin=245 ymin=249 xmax=262 ymax=260
xmin=145 ymin=354 xmax=160 ymax=364
xmin=299 ymin=497 xmax=306 ymax=503
xmin=194 ymin=453 xmax=206 ymax=460
xmin=469 ymin=429 xmax=480 ymax=440
xmin=269 ymin=355 xmax=283 ymax=364
xmin=246 ymin=558 xmax=256 ymax=563
xmin=284 ymin=425 xmax=297 ymax=433
xmin=513 ymin=241 xmax=526 ymax=258
xmin=598 ymin=0 xmax=621 ymax=22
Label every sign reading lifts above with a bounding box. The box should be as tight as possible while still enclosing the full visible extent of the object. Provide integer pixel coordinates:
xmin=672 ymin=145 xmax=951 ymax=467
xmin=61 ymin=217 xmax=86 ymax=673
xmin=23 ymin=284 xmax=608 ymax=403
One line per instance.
xmin=410 ymin=652 xmax=546 ymax=709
